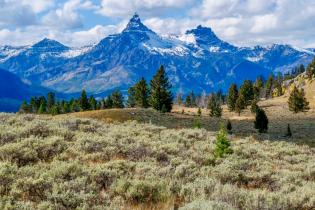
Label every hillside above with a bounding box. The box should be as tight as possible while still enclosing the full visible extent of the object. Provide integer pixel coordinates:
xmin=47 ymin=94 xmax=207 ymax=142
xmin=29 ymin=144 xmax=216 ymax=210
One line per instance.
xmin=0 ymin=113 xmax=314 ymax=209
xmin=0 ymin=69 xmax=48 ymax=112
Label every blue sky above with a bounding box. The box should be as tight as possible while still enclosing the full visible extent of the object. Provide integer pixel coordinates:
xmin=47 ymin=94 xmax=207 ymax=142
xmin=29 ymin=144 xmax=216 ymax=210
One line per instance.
xmin=0 ymin=0 xmax=315 ymax=48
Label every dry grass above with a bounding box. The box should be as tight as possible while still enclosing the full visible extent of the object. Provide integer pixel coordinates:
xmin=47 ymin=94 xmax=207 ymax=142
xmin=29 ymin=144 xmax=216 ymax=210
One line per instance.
xmin=67 ymin=100 xmax=315 ymax=147
xmin=0 ymin=114 xmax=314 ymax=210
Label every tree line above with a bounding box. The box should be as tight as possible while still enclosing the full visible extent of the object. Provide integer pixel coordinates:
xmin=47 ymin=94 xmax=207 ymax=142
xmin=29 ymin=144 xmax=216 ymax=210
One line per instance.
xmin=19 ymin=65 xmax=173 ymax=115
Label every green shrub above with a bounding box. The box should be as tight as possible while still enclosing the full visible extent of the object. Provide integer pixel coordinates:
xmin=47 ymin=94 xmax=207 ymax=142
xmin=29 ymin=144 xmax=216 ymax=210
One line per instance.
xmin=214 ymin=127 xmax=233 ymax=158
xmin=112 ymin=179 xmax=170 ymax=203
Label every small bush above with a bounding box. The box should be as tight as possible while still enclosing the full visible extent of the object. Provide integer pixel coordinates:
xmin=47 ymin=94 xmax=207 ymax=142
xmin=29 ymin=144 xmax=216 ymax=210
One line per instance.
xmin=214 ymin=127 xmax=233 ymax=158
xmin=112 ymin=179 xmax=170 ymax=203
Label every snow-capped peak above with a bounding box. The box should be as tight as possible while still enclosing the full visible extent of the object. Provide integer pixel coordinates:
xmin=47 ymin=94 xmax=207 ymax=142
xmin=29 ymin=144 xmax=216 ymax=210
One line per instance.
xmin=32 ymin=38 xmax=69 ymax=51
xmin=123 ymin=13 xmax=153 ymax=33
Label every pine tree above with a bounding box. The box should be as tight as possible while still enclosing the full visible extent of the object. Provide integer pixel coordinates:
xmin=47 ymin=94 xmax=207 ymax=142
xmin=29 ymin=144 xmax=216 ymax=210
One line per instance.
xmin=197 ymin=107 xmax=202 ymax=116
xmin=185 ymin=95 xmax=192 ymax=107
xmin=265 ymin=75 xmax=274 ymax=98
xmin=250 ymin=99 xmax=259 ymax=114
xmin=239 ymin=80 xmax=254 ymax=106
xmin=19 ymin=101 xmax=30 ymax=113
xmin=208 ymin=94 xmax=222 ymax=117
xmin=288 ymin=86 xmax=310 ymax=113
xmin=89 ymin=96 xmax=97 ymax=110
xmin=150 ymin=65 xmax=173 ymax=112
xmin=227 ymin=83 xmax=238 ymax=111
xmin=226 ymin=120 xmax=232 ymax=134
xmin=127 ymin=86 xmax=136 ymax=108
xmin=47 ymin=92 xmax=55 ymax=113
xmin=274 ymin=73 xmax=284 ymax=97
xmin=254 ymin=108 xmax=268 ymax=133
xmin=104 ymin=95 xmax=113 ymax=109
xmin=235 ymin=94 xmax=246 ymax=116
xmin=285 ymin=124 xmax=292 ymax=138
xmin=134 ymin=77 xmax=150 ymax=108
xmin=306 ymin=57 xmax=315 ymax=79
xmin=37 ymin=96 xmax=47 ymax=114
xmin=111 ymin=90 xmax=124 ymax=108
xmin=50 ymin=105 xmax=60 ymax=116
xmin=214 ymin=125 xmax=233 ymax=158
xmin=80 ymin=90 xmax=90 ymax=111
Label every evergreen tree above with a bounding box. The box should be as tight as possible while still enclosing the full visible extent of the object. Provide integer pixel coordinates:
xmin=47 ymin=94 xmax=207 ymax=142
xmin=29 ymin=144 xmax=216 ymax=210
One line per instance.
xmin=62 ymin=101 xmax=71 ymax=113
xmin=250 ymin=99 xmax=259 ymax=114
xmin=226 ymin=120 xmax=232 ymax=134
xmin=104 ymin=95 xmax=113 ymax=109
xmin=185 ymin=94 xmax=192 ymax=107
xmin=298 ymin=64 xmax=305 ymax=74
xmin=265 ymin=75 xmax=274 ymax=98
xmin=134 ymin=77 xmax=150 ymax=108
xmin=89 ymin=96 xmax=97 ymax=110
xmin=50 ymin=105 xmax=60 ymax=116
xmin=111 ymin=90 xmax=124 ymax=108
xmin=306 ymin=57 xmax=315 ymax=79
xmin=254 ymin=108 xmax=269 ymax=133
xmin=288 ymin=86 xmax=310 ymax=113
xmin=235 ymin=94 xmax=246 ymax=116
xmin=80 ymin=90 xmax=90 ymax=111
xmin=127 ymin=86 xmax=136 ymax=108
xmin=214 ymin=125 xmax=233 ymax=158
xmin=227 ymin=83 xmax=238 ymax=111
xmin=239 ymin=80 xmax=254 ymax=106
xmin=208 ymin=94 xmax=222 ymax=117
xmin=149 ymin=65 xmax=173 ymax=112
xmin=70 ymin=99 xmax=81 ymax=112
xmin=37 ymin=96 xmax=47 ymax=114
xmin=19 ymin=101 xmax=30 ymax=113
xmin=285 ymin=124 xmax=292 ymax=138
xmin=30 ymin=97 xmax=40 ymax=113
xmin=47 ymin=92 xmax=55 ymax=113
xmin=274 ymin=73 xmax=284 ymax=97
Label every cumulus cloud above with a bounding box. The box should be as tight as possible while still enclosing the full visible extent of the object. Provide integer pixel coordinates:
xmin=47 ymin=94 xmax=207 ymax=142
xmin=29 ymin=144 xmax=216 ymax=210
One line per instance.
xmin=97 ymin=0 xmax=194 ymax=17
xmin=0 ymin=0 xmax=315 ymax=48
xmin=42 ymin=0 xmax=97 ymax=29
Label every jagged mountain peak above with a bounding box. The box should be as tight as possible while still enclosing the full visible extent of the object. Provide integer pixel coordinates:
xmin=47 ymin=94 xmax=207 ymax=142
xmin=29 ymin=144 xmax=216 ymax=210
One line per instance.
xmin=186 ymin=25 xmax=220 ymax=43
xmin=32 ymin=38 xmax=69 ymax=51
xmin=123 ymin=13 xmax=153 ymax=33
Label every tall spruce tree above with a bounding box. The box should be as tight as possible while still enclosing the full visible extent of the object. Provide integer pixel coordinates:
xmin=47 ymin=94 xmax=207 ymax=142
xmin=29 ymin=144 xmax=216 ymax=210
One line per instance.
xmin=185 ymin=94 xmax=192 ymax=107
xmin=288 ymin=86 xmax=310 ymax=113
xmin=89 ymin=96 xmax=97 ymax=110
xmin=134 ymin=77 xmax=150 ymax=108
xmin=127 ymin=86 xmax=136 ymax=108
xmin=80 ymin=90 xmax=90 ymax=111
xmin=47 ymin=92 xmax=55 ymax=113
xmin=150 ymin=65 xmax=173 ymax=112
xmin=265 ymin=75 xmax=274 ymax=98
xmin=235 ymin=94 xmax=246 ymax=116
xmin=306 ymin=57 xmax=315 ymax=79
xmin=254 ymin=108 xmax=269 ymax=133
xmin=227 ymin=83 xmax=238 ymax=111
xmin=208 ymin=94 xmax=222 ymax=117
xmin=239 ymin=80 xmax=254 ymax=106
xmin=111 ymin=90 xmax=124 ymax=108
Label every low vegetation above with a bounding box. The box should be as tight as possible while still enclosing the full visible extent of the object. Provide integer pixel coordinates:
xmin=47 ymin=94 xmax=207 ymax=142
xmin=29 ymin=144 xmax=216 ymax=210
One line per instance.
xmin=0 ymin=113 xmax=314 ymax=209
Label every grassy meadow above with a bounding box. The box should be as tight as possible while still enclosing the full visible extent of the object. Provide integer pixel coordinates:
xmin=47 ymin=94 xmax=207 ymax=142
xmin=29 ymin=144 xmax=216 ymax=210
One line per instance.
xmin=0 ymin=113 xmax=314 ymax=210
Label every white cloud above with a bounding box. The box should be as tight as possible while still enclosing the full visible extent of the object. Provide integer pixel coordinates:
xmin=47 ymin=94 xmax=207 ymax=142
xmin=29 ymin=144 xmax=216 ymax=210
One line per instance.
xmin=98 ymin=0 xmax=194 ymax=17
xmin=42 ymin=0 xmax=96 ymax=29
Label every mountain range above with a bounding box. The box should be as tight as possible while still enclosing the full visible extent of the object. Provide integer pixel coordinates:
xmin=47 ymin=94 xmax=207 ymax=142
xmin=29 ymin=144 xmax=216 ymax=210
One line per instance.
xmin=0 ymin=14 xmax=314 ymax=111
